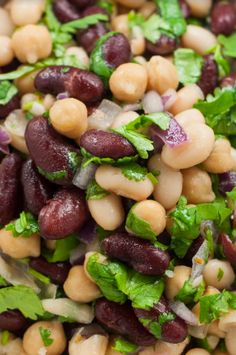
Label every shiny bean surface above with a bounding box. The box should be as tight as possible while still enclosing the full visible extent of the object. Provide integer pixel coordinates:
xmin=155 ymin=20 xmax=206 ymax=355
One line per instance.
xmin=53 ymin=0 xmax=80 ymax=23
xmin=0 ymin=310 xmax=28 ymax=332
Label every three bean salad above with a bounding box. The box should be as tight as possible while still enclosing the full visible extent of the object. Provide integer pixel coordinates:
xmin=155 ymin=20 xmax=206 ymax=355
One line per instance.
xmin=0 ymin=0 xmax=236 ymax=354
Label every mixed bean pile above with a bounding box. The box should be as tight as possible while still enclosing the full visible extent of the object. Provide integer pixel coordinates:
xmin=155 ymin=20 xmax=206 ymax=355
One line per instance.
xmin=0 ymin=0 xmax=236 ymax=354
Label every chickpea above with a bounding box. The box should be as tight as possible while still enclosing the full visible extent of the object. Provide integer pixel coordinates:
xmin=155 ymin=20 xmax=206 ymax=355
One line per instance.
xmin=208 ymin=320 xmax=226 ymax=338
xmin=0 ymin=35 xmax=14 ymax=66
xmin=88 ymin=193 xmax=125 ymax=231
xmin=12 ymin=25 xmax=52 ymax=64
xmin=111 ymin=111 xmax=139 ymax=129
xmin=69 ymin=331 xmax=108 ymax=355
xmin=219 ymin=310 xmax=236 ymax=333
xmin=0 ymin=336 xmax=26 ymax=355
xmin=4 ymin=109 xmax=29 ymax=154
xmin=14 ymin=69 xmax=40 ymax=95
xmin=130 ymin=26 xmax=146 ymax=56
xmin=202 ymin=138 xmax=234 ymax=174
xmin=182 ymin=167 xmax=215 ymax=204
xmin=165 ymin=265 xmax=192 ymax=300
xmin=0 ymin=8 xmax=14 ymax=36
xmin=10 ymin=0 xmax=45 ymax=26
xmin=95 ymin=165 xmax=154 ymax=201
xmin=0 ymin=228 xmax=40 ymax=259
xmin=23 ymin=321 xmax=66 ymax=355
xmin=133 ymin=55 xmax=147 ymax=66
xmin=230 ymin=148 xmax=236 ymax=171
xmin=175 ymin=108 xmax=205 ymax=126
xmin=185 ymin=0 xmax=212 ymax=18
xmin=225 ymin=327 xmax=236 ymax=355
xmin=146 ymin=56 xmax=179 ymax=94
xmin=111 ymin=14 xmax=129 ymax=37
xmin=115 ymin=0 xmax=145 ymax=8
xmin=43 ymin=94 xmax=55 ymax=111
xmin=203 ymin=259 xmax=235 ymax=290
xmin=109 ymin=63 xmax=148 ymax=102
xmin=182 ymin=25 xmax=217 ymax=55
xmin=140 ymin=1 xmax=156 ymax=18
xmin=148 ymin=154 xmax=183 ymax=210
xmin=213 ymin=350 xmax=229 ymax=355
xmin=63 ymin=265 xmax=101 ymax=303
xmin=65 ymin=46 xmax=90 ymax=69
xmin=140 ymin=337 xmax=190 ymax=355
xmin=169 ymin=84 xmax=204 ymax=115
xmin=50 ymin=98 xmax=88 ymax=139
xmin=186 ymin=349 xmax=211 ymax=355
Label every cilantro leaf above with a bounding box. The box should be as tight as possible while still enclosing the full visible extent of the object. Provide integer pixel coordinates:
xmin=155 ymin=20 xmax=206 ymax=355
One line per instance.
xmin=126 ymin=206 xmax=157 ymax=242
xmin=0 ymin=81 xmax=18 ymax=105
xmin=0 ymin=285 xmax=44 ymax=320
xmin=81 ymin=147 xmax=138 ymax=167
xmin=212 ymin=44 xmax=230 ymax=78
xmin=139 ymin=312 xmax=175 ymax=339
xmin=97 ymin=0 xmax=114 ymax=14
xmin=218 ymin=33 xmax=236 ymax=58
xmin=39 ymin=327 xmax=54 ymax=347
xmin=112 ymin=338 xmax=138 ymax=354
xmin=124 ymin=112 xmax=171 ymax=131
xmin=1 ymin=330 xmax=10 ymax=346
xmin=199 ymin=291 xmax=231 ymax=324
xmin=43 ymin=235 xmax=79 ymax=262
xmin=86 ymin=179 xmax=109 ymax=200
xmin=28 ymin=269 xmax=50 ymax=285
xmin=60 ymin=14 xmax=108 ymax=34
xmin=44 ymin=0 xmax=61 ymax=32
xmin=121 ymin=162 xmax=157 ymax=184
xmin=226 ymin=186 xmax=236 ymax=203
xmin=5 ymin=212 xmax=39 ymax=238
xmin=37 ymin=166 xmax=67 ymax=182
xmin=176 ymin=279 xmax=205 ymax=304
xmin=174 ymin=48 xmax=204 ymax=84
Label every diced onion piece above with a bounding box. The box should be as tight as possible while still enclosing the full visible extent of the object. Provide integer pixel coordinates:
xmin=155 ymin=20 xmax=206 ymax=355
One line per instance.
xmin=88 ymin=99 xmax=122 ymax=131
xmin=142 ymin=90 xmax=164 ymax=114
xmin=4 ymin=109 xmax=27 ymax=137
xmin=122 ymin=102 xmax=142 ymax=112
xmin=73 ymin=162 xmax=97 ymax=190
xmin=190 ymin=240 xmax=208 ymax=282
xmin=169 ymin=300 xmax=198 ymax=326
xmin=69 ymin=244 xmax=86 ymax=265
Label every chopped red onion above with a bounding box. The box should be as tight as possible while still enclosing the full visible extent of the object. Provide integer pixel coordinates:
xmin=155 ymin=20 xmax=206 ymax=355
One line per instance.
xmin=219 ymin=172 xmax=236 ymax=195
xmin=78 ymin=219 xmax=97 ymax=245
xmin=200 ymin=220 xmax=218 ymax=243
xmin=73 ymin=161 xmax=97 ymax=190
xmin=218 ymin=233 xmax=236 ymax=267
xmin=88 ymin=99 xmax=122 ymax=131
xmin=0 ymin=126 xmax=11 ymax=154
xmin=142 ymin=91 xmax=164 ymax=114
xmin=56 ymin=92 xmax=69 ymax=100
xmin=190 ymin=240 xmax=208 ymax=282
xmin=169 ymin=301 xmax=198 ymax=326
xmin=161 ymin=89 xmax=177 ymax=110
xmin=69 ymin=243 xmax=86 ymax=265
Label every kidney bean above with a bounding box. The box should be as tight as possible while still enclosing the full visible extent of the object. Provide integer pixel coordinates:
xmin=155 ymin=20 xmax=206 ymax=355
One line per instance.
xmin=134 ymin=297 xmax=188 ymax=344
xmin=183 ymin=235 xmax=204 ymax=266
xmin=25 ymin=116 xmax=80 ymax=185
xmin=82 ymin=5 xmax=107 ymax=16
xmin=218 ymin=233 xmax=236 ymax=268
xmin=102 ymin=233 xmax=170 ymax=276
xmin=0 ymin=95 xmax=20 ymax=119
xmin=29 ymin=256 xmax=71 ymax=284
xmin=53 ymin=0 xmax=80 ymax=23
xmin=77 ymin=23 xmax=108 ymax=54
xmin=80 ymin=130 xmax=136 ymax=159
xmin=198 ymin=54 xmax=218 ymax=96
xmin=95 ymin=298 xmax=156 ymax=346
xmin=179 ymin=0 xmax=190 ymax=18
xmin=21 ymin=159 xmax=54 ymax=215
xmin=0 ymin=310 xmax=28 ymax=332
xmin=211 ymin=2 xmax=236 ymax=35
xmin=69 ymin=0 xmax=96 ymax=9
xmin=35 ymin=66 xmax=104 ymax=104
xmin=103 ymin=33 xmax=131 ymax=69
xmin=39 ymin=187 xmax=88 ymax=239
xmin=0 ymin=153 xmax=22 ymax=225
xmin=221 ymin=73 xmax=236 ymax=88
xmin=146 ymin=35 xmax=178 ymax=56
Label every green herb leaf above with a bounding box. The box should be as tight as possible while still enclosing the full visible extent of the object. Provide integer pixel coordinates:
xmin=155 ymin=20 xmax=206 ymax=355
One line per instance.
xmin=211 ymin=44 xmax=230 ymax=78
xmin=5 ymin=212 xmax=39 ymax=238
xmin=67 ymin=151 xmax=81 ymax=173
xmin=60 ymin=14 xmax=108 ymax=33
xmin=37 ymin=166 xmax=67 ymax=182
xmin=39 ymin=327 xmax=54 ymax=347
xmin=226 ymin=187 xmax=236 ymax=203
xmin=1 ymin=330 xmax=10 ymax=346
xmin=81 ymin=147 xmax=139 ymax=167
xmin=139 ymin=312 xmax=175 ymax=339
xmin=0 ymin=285 xmax=44 ymax=320
xmin=124 ymin=112 xmax=171 ymax=131
xmin=98 ymin=0 xmax=114 ymax=14
xmin=217 ymin=268 xmax=224 ymax=282
xmin=174 ymin=48 xmax=204 ymax=84
xmin=86 ymin=179 xmax=109 ymax=200
xmin=44 ymin=0 xmax=61 ymax=32
xmin=112 ymin=338 xmax=138 ymax=354
xmin=121 ymin=162 xmax=152 ymax=182
xmin=176 ymin=279 xmax=205 ymax=304
xmin=43 ymin=235 xmax=79 ymax=262
xmin=126 ymin=206 xmax=157 ymax=242
xmin=218 ymin=33 xmax=236 ymax=58
xmin=0 ymin=276 xmax=8 ymax=287
xmin=199 ymin=290 xmax=232 ymax=324
xmin=0 ymin=81 xmax=18 ymax=105
xmin=28 ymin=269 xmax=50 ymax=285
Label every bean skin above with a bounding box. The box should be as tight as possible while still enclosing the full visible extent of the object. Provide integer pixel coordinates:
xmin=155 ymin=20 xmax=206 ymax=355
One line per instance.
xmin=39 ymin=187 xmax=88 ymax=239
xmin=29 ymin=257 xmax=71 ymax=284
xmin=35 ymin=66 xmax=104 ymax=104
xmin=80 ymin=130 xmax=136 ymax=159
xmin=134 ymin=297 xmax=188 ymax=344
xmin=0 ymin=310 xmax=28 ymax=332
xmin=25 ymin=116 xmax=80 ymax=185
xmin=102 ymin=233 xmax=170 ymax=276
xmin=77 ymin=23 xmax=108 ymax=54
xmin=82 ymin=5 xmax=107 ymax=16
xmin=53 ymin=0 xmax=80 ymax=23
xmin=103 ymin=33 xmax=131 ymax=69
xmin=198 ymin=54 xmax=218 ymax=96
xmin=146 ymin=35 xmax=178 ymax=56
xmin=183 ymin=235 xmax=204 ymax=266
xmin=0 ymin=95 xmax=20 ymax=119
xmin=0 ymin=153 xmax=22 ymax=225
xmin=211 ymin=2 xmax=236 ymax=36
xmin=218 ymin=233 xmax=236 ymax=268
xmin=69 ymin=0 xmax=96 ymax=9
xmin=95 ymin=298 xmax=156 ymax=346
xmin=21 ymin=159 xmax=54 ymax=216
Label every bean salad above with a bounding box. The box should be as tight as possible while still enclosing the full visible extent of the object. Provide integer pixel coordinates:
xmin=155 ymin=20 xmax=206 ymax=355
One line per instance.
xmin=0 ymin=0 xmax=236 ymax=354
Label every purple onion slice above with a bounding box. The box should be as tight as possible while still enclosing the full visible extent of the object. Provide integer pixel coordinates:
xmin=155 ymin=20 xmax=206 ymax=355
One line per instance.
xmin=219 ymin=172 xmax=236 ymax=195
xmin=218 ymin=233 xmax=236 ymax=267
xmin=0 ymin=126 xmax=11 ymax=154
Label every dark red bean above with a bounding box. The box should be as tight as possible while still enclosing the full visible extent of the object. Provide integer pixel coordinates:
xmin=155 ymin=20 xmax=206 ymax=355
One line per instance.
xmin=218 ymin=233 xmax=236 ymax=267
xmin=35 ymin=66 xmax=104 ymax=104
xmin=146 ymin=35 xmax=178 ymax=56
xmin=102 ymin=233 xmax=170 ymax=276
xmin=69 ymin=0 xmax=96 ymax=9
xmin=39 ymin=187 xmax=88 ymax=239
xmin=134 ymin=297 xmax=188 ymax=344
xmin=82 ymin=5 xmax=107 ymax=16
xmin=95 ymin=299 xmax=156 ymax=346
xmin=0 ymin=153 xmax=22 ymax=225
xmin=77 ymin=23 xmax=108 ymax=54
xmin=179 ymin=0 xmax=191 ymax=18
xmin=183 ymin=235 xmax=204 ymax=266
xmin=0 ymin=310 xmax=28 ymax=332
xmin=25 ymin=116 xmax=80 ymax=185
xmin=80 ymin=130 xmax=136 ymax=159
xmin=21 ymin=159 xmax=54 ymax=215
xmin=29 ymin=257 xmax=71 ymax=284
xmin=211 ymin=2 xmax=236 ymax=35
xmin=102 ymin=33 xmax=131 ymax=68
xmin=0 ymin=95 xmax=20 ymax=119
xmin=221 ymin=73 xmax=236 ymax=88
xmin=53 ymin=0 xmax=80 ymax=23
xmin=198 ymin=54 xmax=218 ymax=96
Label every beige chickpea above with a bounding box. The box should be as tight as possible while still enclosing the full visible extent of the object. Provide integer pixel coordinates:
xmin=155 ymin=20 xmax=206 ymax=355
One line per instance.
xmin=130 ymin=26 xmax=146 ymax=56
xmin=14 ymin=69 xmax=40 ymax=94
xmin=111 ymin=14 xmax=129 ymax=37
xmin=208 ymin=320 xmax=226 ymax=338
xmin=88 ymin=193 xmax=125 ymax=231
xmin=64 ymin=265 xmax=101 ymax=303
xmin=230 ymin=148 xmax=236 ymax=171
xmin=140 ymin=337 xmax=190 ymax=355
xmin=169 ymin=84 xmax=204 ymax=115
xmin=4 ymin=109 xmax=29 ymax=154
xmin=0 ymin=8 xmax=14 ymax=36
xmin=95 ymin=165 xmax=154 ymax=201
xmin=65 ymin=46 xmax=90 ymax=69
xmin=69 ymin=331 xmax=108 ymax=355
xmin=0 ymin=229 xmax=40 ymax=259
xmin=213 ymin=350 xmax=229 ymax=355
xmin=45 ymin=239 xmax=57 ymax=251
xmin=146 ymin=56 xmax=179 ymax=95
xmin=109 ymin=63 xmax=147 ymax=102
xmin=12 ymin=25 xmax=52 ymax=64
xmin=23 ymin=321 xmax=66 ymax=355
xmin=182 ymin=167 xmax=215 ymax=204
xmin=202 ymin=138 xmax=234 ymax=174
xmin=10 ymin=0 xmax=45 ymax=26
xmin=129 ymin=200 xmax=166 ymax=236
xmin=219 ymin=310 xmax=236 ymax=333
xmin=140 ymin=1 xmax=156 ymax=18
xmin=175 ymin=108 xmax=205 ymax=126
xmin=148 ymin=154 xmax=183 ymax=210
xmin=0 ymin=35 xmax=14 ymax=66
xmin=43 ymin=94 xmax=55 ymax=111
xmin=111 ymin=111 xmax=139 ymax=129
xmin=203 ymin=259 xmax=235 ymax=290
xmin=182 ymin=25 xmax=217 ymax=55
xmin=165 ymin=265 xmax=192 ymax=300
xmin=50 ymin=98 xmax=88 ymax=139
xmin=186 ymin=349 xmax=211 ymax=355
xmin=133 ymin=55 xmax=147 ymax=66
xmin=185 ymin=0 xmax=212 ymax=18
xmin=225 ymin=327 xmax=236 ymax=355
xmin=115 ymin=0 xmax=145 ymax=8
